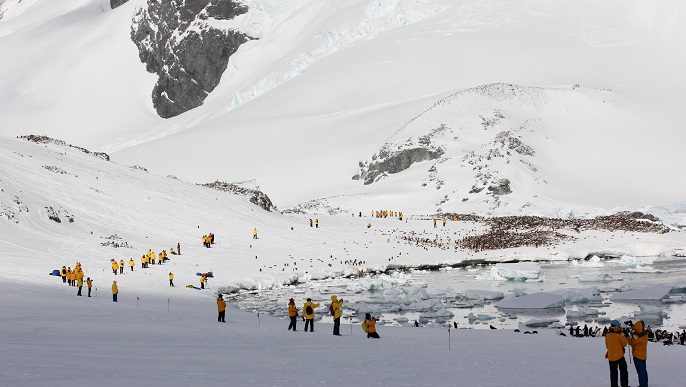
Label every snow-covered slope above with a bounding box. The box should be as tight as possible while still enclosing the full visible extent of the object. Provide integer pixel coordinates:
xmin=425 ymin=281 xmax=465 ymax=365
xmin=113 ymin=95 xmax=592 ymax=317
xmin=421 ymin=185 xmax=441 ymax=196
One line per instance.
xmin=1 ymin=0 xmax=684 ymax=213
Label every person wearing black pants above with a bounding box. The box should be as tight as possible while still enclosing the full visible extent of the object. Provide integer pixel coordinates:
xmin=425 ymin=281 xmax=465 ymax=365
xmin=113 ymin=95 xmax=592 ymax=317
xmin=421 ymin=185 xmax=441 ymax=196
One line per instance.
xmin=287 ymin=298 xmax=298 ymax=331
xmin=605 ymin=320 xmax=629 ymax=387
xmin=217 ymin=295 xmax=226 ymax=323
xmin=331 ymin=295 xmax=343 ymax=336
xmin=87 ymin=278 xmax=92 ymax=297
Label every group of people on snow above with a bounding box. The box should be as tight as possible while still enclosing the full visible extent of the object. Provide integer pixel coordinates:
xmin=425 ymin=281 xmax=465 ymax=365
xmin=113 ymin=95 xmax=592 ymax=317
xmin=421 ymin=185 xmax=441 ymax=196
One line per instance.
xmin=605 ymin=319 xmax=649 ymax=387
xmin=60 ymin=263 xmax=93 ymax=297
xmin=202 ymin=233 xmax=214 ymax=248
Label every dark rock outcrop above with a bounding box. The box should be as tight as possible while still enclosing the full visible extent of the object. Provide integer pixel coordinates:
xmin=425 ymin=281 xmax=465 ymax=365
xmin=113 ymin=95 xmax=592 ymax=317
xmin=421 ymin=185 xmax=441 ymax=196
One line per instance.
xmin=131 ymin=0 xmax=251 ymax=118
xmin=18 ymin=135 xmax=110 ymax=161
xmin=488 ymin=179 xmax=511 ymax=195
xmin=201 ymin=181 xmax=276 ymax=212
xmin=111 ymin=0 xmax=130 ymax=9
xmin=354 ymin=147 xmax=444 ymax=185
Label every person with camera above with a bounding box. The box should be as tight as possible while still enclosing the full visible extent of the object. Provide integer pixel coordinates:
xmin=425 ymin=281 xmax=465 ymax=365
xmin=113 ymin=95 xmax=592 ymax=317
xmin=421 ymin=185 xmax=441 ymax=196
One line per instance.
xmin=331 ymin=295 xmax=344 ymax=336
xmin=364 ymin=313 xmax=380 ymax=338
xmin=605 ymin=320 xmax=629 ymax=387
xmin=302 ymin=298 xmax=319 ymax=332
xmin=627 ymin=320 xmax=649 ymax=387
xmin=287 ymin=298 xmax=298 ymax=331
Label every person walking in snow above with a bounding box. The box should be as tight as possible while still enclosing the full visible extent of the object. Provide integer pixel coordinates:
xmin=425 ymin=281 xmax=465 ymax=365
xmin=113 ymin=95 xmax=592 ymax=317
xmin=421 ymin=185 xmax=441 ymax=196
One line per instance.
xmin=253 ymin=228 xmax=258 ymax=239
xmin=86 ymin=277 xmax=93 ymax=297
xmin=433 ymin=219 xmax=437 ymax=228
xmin=605 ymin=320 xmax=629 ymax=387
xmin=169 ymin=272 xmax=174 ymax=287
xmin=315 ymin=219 xmax=319 ymax=228
xmin=331 ymin=295 xmax=344 ymax=336
xmin=112 ymin=281 xmax=119 ymax=302
xmin=111 ymin=259 xmax=118 ymax=275
xmin=200 ymin=275 xmax=206 ymax=289
xmin=364 ymin=313 xmax=380 ymax=338
xmin=628 ymin=320 xmax=649 ymax=387
xmin=309 ymin=219 xmax=313 ymax=227
xmin=129 ymin=258 xmax=134 ymax=272
xmin=287 ymin=298 xmax=298 ymax=331
xmin=177 ymin=243 xmax=181 ymax=255
xmin=119 ymin=259 xmax=124 ymax=274
xmin=76 ymin=275 xmax=83 ymax=296
xmin=61 ymin=266 xmax=67 ymax=284
xmin=217 ymin=295 xmax=226 ymax=323
xmin=302 ymin=298 xmax=319 ymax=332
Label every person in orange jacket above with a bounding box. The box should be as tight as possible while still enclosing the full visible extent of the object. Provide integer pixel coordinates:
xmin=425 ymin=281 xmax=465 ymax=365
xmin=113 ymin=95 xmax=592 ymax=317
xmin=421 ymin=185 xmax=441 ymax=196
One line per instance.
xmin=302 ymin=298 xmax=319 ymax=332
xmin=605 ymin=320 xmax=629 ymax=387
xmin=111 ymin=259 xmax=118 ymax=275
xmin=86 ymin=277 xmax=93 ymax=297
xmin=76 ymin=275 xmax=83 ymax=296
xmin=287 ymin=298 xmax=298 ymax=331
xmin=331 ymin=295 xmax=344 ymax=336
xmin=628 ymin=320 xmax=649 ymax=387
xmin=217 ymin=295 xmax=226 ymax=323
xmin=112 ymin=281 xmax=119 ymax=302
xmin=364 ymin=313 xmax=380 ymax=338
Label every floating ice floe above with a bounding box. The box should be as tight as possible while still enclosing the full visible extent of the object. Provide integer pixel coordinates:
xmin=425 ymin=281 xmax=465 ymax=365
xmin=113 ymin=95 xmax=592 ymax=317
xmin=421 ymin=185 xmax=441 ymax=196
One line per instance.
xmin=610 ymin=284 xmax=672 ymax=301
xmin=552 ymin=288 xmax=603 ymax=304
xmin=619 ymin=255 xmax=638 ymax=266
xmin=662 ymin=296 xmax=686 ymax=304
xmin=632 ymin=305 xmax=668 ymax=324
xmin=578 ymin=273 xmax=616 ymax=283
xmin=571 ymin=256 xmax=604 ymax=268
xmin=466 ymin=313 xmax=495 ymax=321
xmin=462 ymin=289 xmax=505 ymax=301
xmin=477 ymin=262 xmax=543 ymax=282
xmin=524 ymin=318 xmax=560 ymax=327
xmin=621 ymin=265 xmax=662 ymax=274
xmin=420 ymin=308 xmax=454 ymax=319
xmin=566 ymin=307 xmax=599 ymax=319
xmin=496 ymin=292 xmax=565 ymax=309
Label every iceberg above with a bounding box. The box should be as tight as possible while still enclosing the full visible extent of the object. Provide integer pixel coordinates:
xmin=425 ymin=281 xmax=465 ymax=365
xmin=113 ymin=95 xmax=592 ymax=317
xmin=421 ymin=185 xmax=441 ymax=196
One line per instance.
xmin=610 ymin=284 xmax=672 ymax=301
xmin=496 ymin=292 xmax=565 ymax=309
xmin=524 ymin=318 xmax=560 ymax=327
xmin=578 ymin=273 xmax=616 ymax=283
xmin=463 ymin=289 xmax=505 ymax=301
xmin=478 ymin=262 xmax=543 ymax=282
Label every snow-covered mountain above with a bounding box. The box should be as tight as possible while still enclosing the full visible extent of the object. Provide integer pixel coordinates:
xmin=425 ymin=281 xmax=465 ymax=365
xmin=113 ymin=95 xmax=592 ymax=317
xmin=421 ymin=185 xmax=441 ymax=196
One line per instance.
xmin=1 ymin=0 xmax=684 ymax=213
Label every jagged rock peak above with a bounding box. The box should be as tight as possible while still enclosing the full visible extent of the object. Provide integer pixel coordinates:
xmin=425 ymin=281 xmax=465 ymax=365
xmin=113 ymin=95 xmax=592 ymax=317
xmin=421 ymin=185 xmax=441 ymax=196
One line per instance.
xmin=131 ymin=0 xmax=252 ymax=118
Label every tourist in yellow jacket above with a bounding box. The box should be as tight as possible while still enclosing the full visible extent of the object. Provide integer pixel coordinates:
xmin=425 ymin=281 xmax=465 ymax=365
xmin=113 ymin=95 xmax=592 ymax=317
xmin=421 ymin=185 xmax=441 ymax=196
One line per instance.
xmin=112 ymin=281 xmax=119 ymax=302
xmin=111 ymin=259 xmax=119 ymax=275
xmin=119 ymin=259 xmax=124 ymax=274
xmin=217 ymin=295 xmax=226 ymax=322
xmin=302 ymin=298 xmax=319 ymax=332
xmin=605 ymin=320 xmax=628 ymax=387
xmin=169 ymin=272 xmax=174 ymax=287
xmin=60 ymin=266 xmax=67 ymax=284
xmin=628 ymin=320 xmax=649 ymax=387
xmin=287 ymin=298 xmax=299 ymax=331
xmin=76 ymin=276 xmax=83 ymax=297
xmin=331 ymin=295 xmax=344 ymax=336
xmin=129 ymin=258 xmax=134 ymax=272
xmin=86 ymin=277 xmax=93 ymax=297
xmin=364 ymin=313 xmax=380 ymax=338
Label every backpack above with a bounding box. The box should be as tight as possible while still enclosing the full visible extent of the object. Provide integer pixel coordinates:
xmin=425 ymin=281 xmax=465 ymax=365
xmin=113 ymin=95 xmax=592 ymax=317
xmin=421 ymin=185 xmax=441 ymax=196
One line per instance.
xmin=305 ymin=305 xmax=313 ymax=315
xmin=329 ymin=303 xmax=334 ymax=316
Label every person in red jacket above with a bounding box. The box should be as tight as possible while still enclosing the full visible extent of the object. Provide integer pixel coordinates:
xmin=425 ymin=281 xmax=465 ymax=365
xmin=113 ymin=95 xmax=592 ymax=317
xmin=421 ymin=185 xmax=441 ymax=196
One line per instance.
xmin=287 ymin=298 xmax=298 ymax=331
xmin=605 ymin=320 xmax=628 ymax=387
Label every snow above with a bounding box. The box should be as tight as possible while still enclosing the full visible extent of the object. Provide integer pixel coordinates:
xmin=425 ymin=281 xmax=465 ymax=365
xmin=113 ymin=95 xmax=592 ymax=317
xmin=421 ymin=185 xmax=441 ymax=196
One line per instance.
xmin=0 ymin=1 xmax=686 ymax=384
xmin=1 ymin=0 xmax=685 ymax=214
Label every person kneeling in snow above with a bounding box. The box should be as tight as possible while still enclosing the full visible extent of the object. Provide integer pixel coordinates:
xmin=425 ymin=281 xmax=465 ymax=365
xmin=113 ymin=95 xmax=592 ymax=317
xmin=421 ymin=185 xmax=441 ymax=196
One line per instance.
xmin=364 ymin=313 xmax=380 ymax=339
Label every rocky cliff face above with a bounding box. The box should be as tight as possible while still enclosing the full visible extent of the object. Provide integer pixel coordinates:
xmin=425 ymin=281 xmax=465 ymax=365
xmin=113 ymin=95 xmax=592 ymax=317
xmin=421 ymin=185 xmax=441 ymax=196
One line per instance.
xmin=110 ymin=0 xmax=130 ymax=9
xmin=131 ymin=0 xmax=251 ymax=118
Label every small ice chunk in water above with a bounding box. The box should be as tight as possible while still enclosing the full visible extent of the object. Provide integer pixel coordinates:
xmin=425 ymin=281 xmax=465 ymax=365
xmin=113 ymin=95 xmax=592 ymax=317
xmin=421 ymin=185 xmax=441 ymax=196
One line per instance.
xmin=497 ymin=292 xmax=564 ymax=309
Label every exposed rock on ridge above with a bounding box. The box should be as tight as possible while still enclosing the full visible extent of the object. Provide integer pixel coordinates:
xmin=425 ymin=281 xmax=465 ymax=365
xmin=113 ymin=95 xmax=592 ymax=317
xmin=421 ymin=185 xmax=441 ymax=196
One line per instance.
xmin=111 ymin=0 xmax=130 ymax=9
xmin=131 ymin=0 xmax=251 ymax=118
